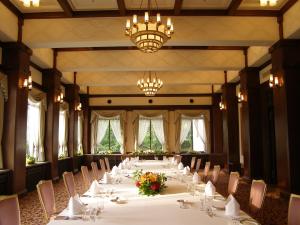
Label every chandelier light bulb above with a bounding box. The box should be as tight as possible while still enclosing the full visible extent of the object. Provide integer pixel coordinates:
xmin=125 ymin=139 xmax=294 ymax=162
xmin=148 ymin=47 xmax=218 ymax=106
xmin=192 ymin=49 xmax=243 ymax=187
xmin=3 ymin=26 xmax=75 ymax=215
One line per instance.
xmin=167 ymin=18 xmax=172 ymax=28
xmin=32 ymin=0 xmax=39 ymax=7
xmin=269 ymin=0 xmax=277 ymax=6
xmin=144 ymin=12 xmax=149 ymax=23
xmin=156 ymin=13 xmax=161 ymax=23
xmin=126 ymin=19 xmax=131 ymax=29
xmin=133 ymin=15 xmax=138 ymax=25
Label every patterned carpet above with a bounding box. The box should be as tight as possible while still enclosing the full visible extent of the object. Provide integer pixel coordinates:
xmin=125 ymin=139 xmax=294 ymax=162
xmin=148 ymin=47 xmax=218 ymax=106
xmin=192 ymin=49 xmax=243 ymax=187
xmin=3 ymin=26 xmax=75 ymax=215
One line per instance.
xmin=18 ymin=170 xmax=289 ymax=225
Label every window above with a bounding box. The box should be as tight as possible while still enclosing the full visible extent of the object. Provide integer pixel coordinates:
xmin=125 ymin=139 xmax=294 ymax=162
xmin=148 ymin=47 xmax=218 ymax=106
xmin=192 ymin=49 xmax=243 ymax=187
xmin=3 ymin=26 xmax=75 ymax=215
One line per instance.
xmin=77 ymin=115 xmax=83 ymax=155
xmin=58 ymin=110 xmax=68 ymax=158
xmin=138 ymin=117 xmax=165 ymax=153
xmin=95 ymin=118 xmax=122 ymax=154
xmin=26 ymin=99 xmax=42 ymax=162
xmin=180 ymin=117 xmax=207 ymax=152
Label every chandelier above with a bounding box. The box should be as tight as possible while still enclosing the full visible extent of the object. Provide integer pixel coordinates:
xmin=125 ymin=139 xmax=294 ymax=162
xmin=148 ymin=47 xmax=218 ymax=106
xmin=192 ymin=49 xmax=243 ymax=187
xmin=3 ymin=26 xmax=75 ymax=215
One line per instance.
xmin=137 ymin=71 xmax=163 ymax=96
xmin=20 ymin=0 xmax=40 ymax=7
xmin=260 ymin=0 xmax=277 ymax=6
xmin=125 ymin=0 xmax=174 ymax=53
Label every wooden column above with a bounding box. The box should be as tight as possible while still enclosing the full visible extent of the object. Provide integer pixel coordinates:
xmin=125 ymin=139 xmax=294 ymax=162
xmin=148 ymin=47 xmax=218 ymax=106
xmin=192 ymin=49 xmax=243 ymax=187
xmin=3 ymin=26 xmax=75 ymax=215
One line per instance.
xmin=2 ymin=42 xmax=32 ymax=194
xmin=222 ymin=83 xmax=240 ymax=172
xmin=239 ymin=67 xmax=263 ymax=179
xmin=270 ymin=39 xmax=300 ymax=194
xmin=211 ymin=93 xmax=223 ymax=153
xmin=42 ymin=69 xmax=62 ymax=180
xmin=81 ymin=94 xmax=91 ymax=155
xmin=65 ymin=84 xmax=80 ymax=172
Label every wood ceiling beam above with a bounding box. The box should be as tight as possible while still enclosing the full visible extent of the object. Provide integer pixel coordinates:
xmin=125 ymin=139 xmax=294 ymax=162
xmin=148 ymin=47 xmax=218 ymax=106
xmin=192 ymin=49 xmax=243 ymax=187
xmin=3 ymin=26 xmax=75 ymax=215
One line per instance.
xmin=23 ymin=9 xmax=279 ymax=19
xmin=227 ymin=0 xmax=243 ymax=15
xmin=279 ymin=0 xmax=298 ymax=15
xmin=54 ymin=46 xmax=248 ymax=52
xmin=117 ymin=0 xmax=126 ymax=16
xmin=57 ymin=0 xmax=73 ymax=17
xmin=89 ymin=93 xmax=213 ymax=98
xmin=174 ymin=0 xmax=184 ymax=15
xmin=0 ymin=0 xmax=23 ymax=18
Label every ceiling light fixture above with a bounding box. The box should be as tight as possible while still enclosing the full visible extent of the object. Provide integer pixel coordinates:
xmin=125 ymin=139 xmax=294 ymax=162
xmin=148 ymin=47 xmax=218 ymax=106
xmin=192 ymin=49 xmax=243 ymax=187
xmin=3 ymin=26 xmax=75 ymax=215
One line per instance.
xmin=23 ymin=71 xmax=32 ymax=90
xmin=269 ymin=73 xmax=282 ymax=88
xmin=20 ymin=0 xmax=40 ymax=7
xmin=125 ymin=0 xmax=174 ymax=53
xmin=137 ymin=71 xmax=163 ymax=96
xmin=260 ymin=0 xmax=277 ymax=7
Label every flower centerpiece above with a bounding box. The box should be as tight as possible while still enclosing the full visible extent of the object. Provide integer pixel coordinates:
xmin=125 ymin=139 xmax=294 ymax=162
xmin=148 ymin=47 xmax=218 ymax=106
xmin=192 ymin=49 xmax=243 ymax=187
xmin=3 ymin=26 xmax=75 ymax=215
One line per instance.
xmin=133 ymin=170 xmax=167 ymax=196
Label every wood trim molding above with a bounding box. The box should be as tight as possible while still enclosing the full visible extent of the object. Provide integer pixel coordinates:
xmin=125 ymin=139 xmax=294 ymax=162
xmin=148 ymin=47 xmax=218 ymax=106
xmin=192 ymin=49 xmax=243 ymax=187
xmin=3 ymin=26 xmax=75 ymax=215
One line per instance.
xmin=54 ymin=46 xmax=248 ymax=52
xmin=90 ymin=105 xmax=212 ymax=111
xmin=89 ymin=93 xmax=213 ymax=98
xmin=116 ymin=0 xmax=126 ymax=16
xmin=227 ymin=0 xmax=243 ymax=15
xmin=32 ymin=81 xmax=45 ymax=92
xmin=57 ymin=0 xmax=73 ymax=17
xmin=30 ymin=61 xmax=43 ymax=72
xmin=279 ymin=0 xmax=298 ymax=15
xmin=0 ymin=0 xmax=23 ymax=17
xmin=258 ymin=59 xmax=271 ymax=71
xmin=174 ymin=0 xmax=183 ymax=15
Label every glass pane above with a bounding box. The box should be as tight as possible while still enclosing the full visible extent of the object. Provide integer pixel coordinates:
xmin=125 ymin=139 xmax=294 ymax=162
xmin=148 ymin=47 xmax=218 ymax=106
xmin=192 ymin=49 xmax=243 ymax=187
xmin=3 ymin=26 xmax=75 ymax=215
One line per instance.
xmin=97 ymin=125 xmax=110 ymax=153
xmin=139 ymin=122 xmax=151 ymax=150
xmin=181 ymin=129 xmax=192 ymax=152
xmin=150 ymin=123 xmax=163 ymax=152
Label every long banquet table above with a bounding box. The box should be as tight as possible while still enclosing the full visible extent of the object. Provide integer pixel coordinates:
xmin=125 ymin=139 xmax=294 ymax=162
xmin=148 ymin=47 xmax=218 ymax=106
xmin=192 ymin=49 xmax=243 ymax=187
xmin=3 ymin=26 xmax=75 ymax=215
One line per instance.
xmin=48 ymin=160 xmax=256 ymax=225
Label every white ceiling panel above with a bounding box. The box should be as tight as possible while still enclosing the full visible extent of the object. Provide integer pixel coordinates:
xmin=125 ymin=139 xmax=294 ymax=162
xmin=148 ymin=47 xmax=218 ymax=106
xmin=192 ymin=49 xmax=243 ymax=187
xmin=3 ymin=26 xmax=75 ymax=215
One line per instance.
xmin=125 ymin=0 xmax=175 ymax=9
xmin=10 ymin=0 xmax=63 ymax=13
xmin=68 ymin=0 xmax=119 ymax=11
xmin=182 ymin=0 xmax=231 ymax=9
xmin=239 ymin=0 xmax=287 ymax=10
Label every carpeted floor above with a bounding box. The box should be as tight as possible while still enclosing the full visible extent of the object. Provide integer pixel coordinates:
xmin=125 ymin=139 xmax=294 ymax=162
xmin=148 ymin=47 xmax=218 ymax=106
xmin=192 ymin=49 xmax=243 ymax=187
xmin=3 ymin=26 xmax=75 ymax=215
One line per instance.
xmin=18 ymin=170 xmax=289 ymax=225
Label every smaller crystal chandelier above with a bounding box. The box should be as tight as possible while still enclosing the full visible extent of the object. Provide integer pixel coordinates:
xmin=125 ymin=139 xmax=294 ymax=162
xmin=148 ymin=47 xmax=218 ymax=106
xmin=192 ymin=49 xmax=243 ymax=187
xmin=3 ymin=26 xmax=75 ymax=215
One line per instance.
xmin=125 ymin=0 xmax=174 ymax=53
xmin=260 ymin=0 xmax=277 ymax=7
xmin=137 ymin=71 xmax=163 ymax=96
xmin=20 ymin=0 xmax=40 ymax=7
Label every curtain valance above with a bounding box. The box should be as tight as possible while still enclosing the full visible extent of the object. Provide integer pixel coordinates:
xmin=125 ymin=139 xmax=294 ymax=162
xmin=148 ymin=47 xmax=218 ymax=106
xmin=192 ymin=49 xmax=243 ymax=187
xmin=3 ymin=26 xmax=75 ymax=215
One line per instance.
xmin=28 ymin=90 xmax=47 ymax=111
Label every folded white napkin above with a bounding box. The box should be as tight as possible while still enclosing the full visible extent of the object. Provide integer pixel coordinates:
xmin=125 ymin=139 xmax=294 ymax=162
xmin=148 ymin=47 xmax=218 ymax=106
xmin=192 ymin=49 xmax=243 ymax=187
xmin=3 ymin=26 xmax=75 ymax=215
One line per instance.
xmin=192 ymin=172 xmax=200 ymax=184
xmin=118 ymin=163 xmax=123 ymax=170
xmin=178 ymin=162 xmax=184 ymax=170
xmin=183 ymin=166 xmax=190 ymax=175
xmin=205 ymin=181 xmax=216 ymax=196
xmin=111 ymin=166 xmax=119 ymax=176
xmin=68 ymin=195 xmax=83 ymax=217
xmin=225 ymin=195 xmax=240 ymax=217
xmin=102 ymin=172 xmax=112 ymax=184
xmin=89 ymin=180 xmax=102 ymax=195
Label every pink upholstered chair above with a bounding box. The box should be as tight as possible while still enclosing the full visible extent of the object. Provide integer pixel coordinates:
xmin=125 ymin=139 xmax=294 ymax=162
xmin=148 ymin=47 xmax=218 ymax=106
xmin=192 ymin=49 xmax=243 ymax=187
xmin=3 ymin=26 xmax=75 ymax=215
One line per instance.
xmin=228 ymin=172 xmax=240 ymax=195
xmin=36 ymin=180 xmax=57 ymax=221
xmin=195 ymin=158 xmax=202 ymax=172
xmin=211 ymin=165 xmax=221 ymax=184
xmin=190 ymin=157 xmax=196 ymax=170
xmin=288 ymin=194 xmax=300 ymax=225
xmin=0 ymin=195 xmax=21 ymax=225
xmin=249 ymin=180 xmax=267 ymax=213
xmin=81 ymin=166 xmax=92 ymax=189
xmin=99 ymin=159 xmax=106 ymax=172
xmin=63 ymin=172 xmax=77 ymax=198
xmin=105 ymin=157 xmax=111 ymax=172
xmin=91 ymin=162 xmax=100 ymax=180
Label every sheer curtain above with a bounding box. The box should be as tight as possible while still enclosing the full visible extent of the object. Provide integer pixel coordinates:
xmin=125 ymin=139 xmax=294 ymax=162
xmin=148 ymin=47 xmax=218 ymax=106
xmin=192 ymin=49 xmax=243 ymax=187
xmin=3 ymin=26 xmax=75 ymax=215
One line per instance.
xmin=180 ymin=118 xmax=191 ymax=144
xmin=96 ymin=119 xmax=109 ymax=145
xmin=110 ymin=118 xmax=124 ymax=153
xmin=26 ymin=100 xmax=41 ymax=160
xmin=151 ymin=118 xmax=165 ymax=151
xmin=58 ymin=110 xmax=68 ymax=157
xmin=138 ymin=118 xmax=150 ymax=146
xmin=193 ymin=118 xmax=207 ymax=152
xmin=77 ymin=115 xmax=83 ymax=155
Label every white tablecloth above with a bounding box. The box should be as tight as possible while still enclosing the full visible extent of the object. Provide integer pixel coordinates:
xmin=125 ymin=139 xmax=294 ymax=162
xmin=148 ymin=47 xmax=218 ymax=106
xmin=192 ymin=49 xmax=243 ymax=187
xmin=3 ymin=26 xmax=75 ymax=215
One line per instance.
xmin=48 ymin=160 xmax=255 ymax=225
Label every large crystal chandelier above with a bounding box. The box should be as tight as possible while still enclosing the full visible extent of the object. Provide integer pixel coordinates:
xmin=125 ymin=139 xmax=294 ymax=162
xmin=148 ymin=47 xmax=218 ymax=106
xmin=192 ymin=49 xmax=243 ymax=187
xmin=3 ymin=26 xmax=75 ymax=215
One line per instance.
xmin=137 ymin=71 xmax=163 ymax=96
xmin=260 ymin=0 xmax=277 ymax=6
xmin=125 ymin=0 xmax=174 ymax=53
xmin=20 ymin=0 xmax=40 ymax=7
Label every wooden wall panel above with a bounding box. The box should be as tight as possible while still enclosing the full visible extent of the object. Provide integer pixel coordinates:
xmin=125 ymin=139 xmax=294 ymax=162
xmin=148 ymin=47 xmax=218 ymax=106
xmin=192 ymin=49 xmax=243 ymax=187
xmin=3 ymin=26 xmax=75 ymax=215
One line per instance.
xmin=211 ymin=94 xmax=223 ymax=153
xmin=81 ymin=95 xmax=90 ymax=154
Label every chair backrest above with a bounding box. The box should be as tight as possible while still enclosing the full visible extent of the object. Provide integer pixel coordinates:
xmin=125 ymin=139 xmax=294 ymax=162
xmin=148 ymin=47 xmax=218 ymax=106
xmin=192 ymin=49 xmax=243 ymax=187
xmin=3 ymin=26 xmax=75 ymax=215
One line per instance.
xmin=288 ymin=194 xmax=300 ymax=225
xmin=100 ymin=159 xmax=106 ymax=172
xmin=0 ymin=195 xmax=21 ymax=225
xmin=175 ymin=155 xmax=182 ymax=164
xmin=36 ymin=180 xmax=56 ymax=221
xmin=91 ymin=162 xmax=100 ymax=180
xmin=81 ymin=166 xmax=92 ymax=189
xmin=249 ymin=180 xmax=267 ymax=213
xmin=63 ymin=172 xmax=76 ymax=198
xmin=190 ymin=157 xmax=196 ymax=169
xmin=195 ymin=158 xmax=202 ymax=172
xmin=211 ymin=165 xmax=221 ymax=184
xmin=105 ymin=157 xmax=111 ymax=172
xmin=228 ymin=172 xmax=240 ymax=195
xmin=203 ymin=161 xmax=211 ymax=177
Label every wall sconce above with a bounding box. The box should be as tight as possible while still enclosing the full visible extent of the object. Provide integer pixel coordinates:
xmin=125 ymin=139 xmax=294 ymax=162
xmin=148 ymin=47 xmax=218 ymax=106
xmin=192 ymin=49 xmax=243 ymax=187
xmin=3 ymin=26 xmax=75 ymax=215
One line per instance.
xmin=219 ymin=101 xmax=226 ymax=110
xmin=56 ymin=90 xmax=64 ymax=103
xmin=75 ymin=102 xmax=82 ymax=111
xmin=23 ymin=71 xmax=32 ymax=90
xmin=237 ymin=91 xmax=247 ymax=103
xmin=269 ymin=74 xmax=282 ymax=88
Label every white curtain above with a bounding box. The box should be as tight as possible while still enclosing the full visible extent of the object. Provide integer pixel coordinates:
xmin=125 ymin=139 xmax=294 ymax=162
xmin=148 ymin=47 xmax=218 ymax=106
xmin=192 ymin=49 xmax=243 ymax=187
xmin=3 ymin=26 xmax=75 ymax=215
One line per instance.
xmin=96 ymin=119 xmax=109 ymax=145
xmin=58 ymin=110 xmax=68 ymax=157
xmin=151 ymin=119 xmax=165 ymax=151
xmin=77 ymin=115 xmax=83 ymax=154
xmin=180 ymin=119 xmax=191 ymax=144
xmin=192 ymin=118 xmax=207 ymax=152
xmin=138 ymin=118 xmax=150 ymax=146
xmin=110 ymin=119 xmax=124 ymax=153
xmin=26 ymin=100 xmax=41 ymax=160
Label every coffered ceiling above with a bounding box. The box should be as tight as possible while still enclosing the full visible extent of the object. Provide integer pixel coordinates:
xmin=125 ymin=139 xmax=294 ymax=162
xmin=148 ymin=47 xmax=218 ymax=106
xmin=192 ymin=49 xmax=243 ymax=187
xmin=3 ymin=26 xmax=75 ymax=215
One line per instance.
xmin=1 ymin=0 xmax=299 ymax=97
